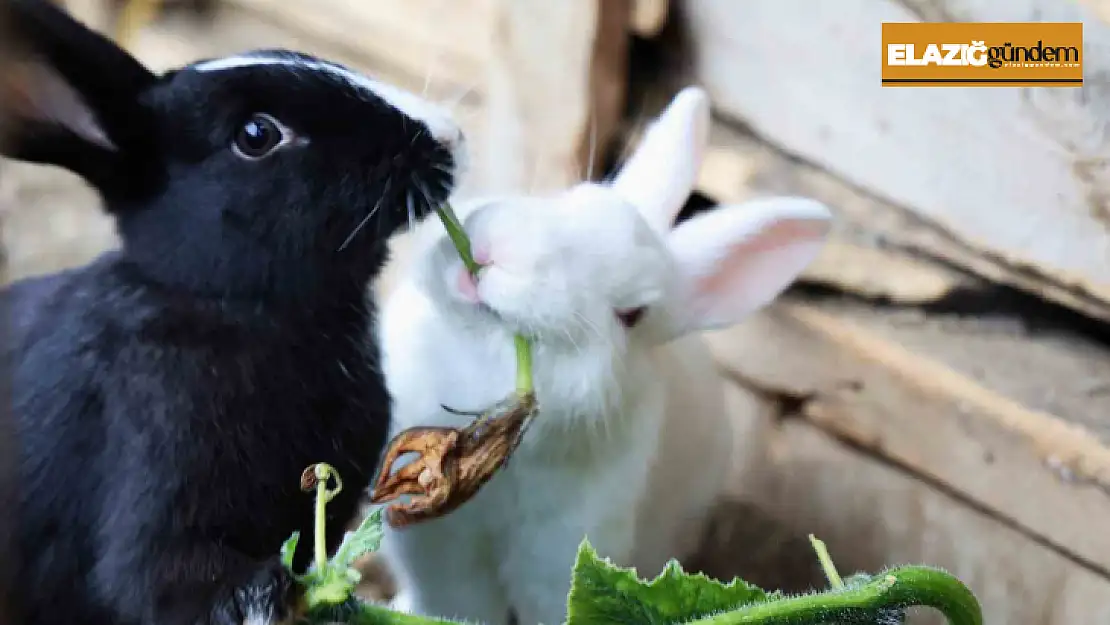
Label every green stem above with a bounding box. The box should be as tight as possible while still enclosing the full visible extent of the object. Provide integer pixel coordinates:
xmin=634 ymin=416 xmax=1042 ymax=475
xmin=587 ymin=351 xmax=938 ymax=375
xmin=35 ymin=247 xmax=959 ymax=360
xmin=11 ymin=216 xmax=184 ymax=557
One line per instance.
xmin=684 ymin=565 xmax=982 ymax=625
xmin=435 ymin=202 xmax=482 ymax=276
xmin=312 ymin=463 xmax=342 ymax=571
xmin=435 ymin=202 xmax=535 ymax=399
xmin=313 ymin=485 xmax=328 ymax=570
xmin=311 ymin=565 xmax=982 ymax=625
xmin=514 ymin=334 xmax=534 ymax=395
xmin=322 ymin=602 xmax=461 ymax=625
xmin=807 ymin=534 xmax=843 ymax=590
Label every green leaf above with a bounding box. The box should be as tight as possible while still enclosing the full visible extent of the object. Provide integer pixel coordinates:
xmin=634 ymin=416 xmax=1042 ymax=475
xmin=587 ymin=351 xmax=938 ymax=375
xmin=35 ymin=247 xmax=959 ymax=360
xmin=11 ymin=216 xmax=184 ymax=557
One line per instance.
xmin=566 ymin=538 xmax=771 ymax=625
xmin=333 ymin=507 xmax=385 ymax=570
xmin=280 ymin=531 xmax=300 ymax=571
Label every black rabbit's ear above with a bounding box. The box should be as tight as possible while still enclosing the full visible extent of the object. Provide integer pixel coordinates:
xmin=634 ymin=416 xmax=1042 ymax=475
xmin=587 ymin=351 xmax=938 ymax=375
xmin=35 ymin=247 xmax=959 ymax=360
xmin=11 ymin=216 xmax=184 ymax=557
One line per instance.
xmin=2 ymin=0 xmax=158 ymax=193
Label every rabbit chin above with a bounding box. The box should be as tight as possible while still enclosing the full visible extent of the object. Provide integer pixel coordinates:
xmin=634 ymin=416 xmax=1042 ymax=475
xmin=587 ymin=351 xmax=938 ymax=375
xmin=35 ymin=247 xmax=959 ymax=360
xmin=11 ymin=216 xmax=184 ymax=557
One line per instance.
xmin=467 ymin=291 xmax=626 ymax=352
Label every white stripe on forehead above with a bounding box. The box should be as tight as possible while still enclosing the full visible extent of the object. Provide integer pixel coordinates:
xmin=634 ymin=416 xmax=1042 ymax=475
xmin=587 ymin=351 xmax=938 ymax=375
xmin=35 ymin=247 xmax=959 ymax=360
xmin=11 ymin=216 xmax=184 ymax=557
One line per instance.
xmin=191 ymin=54 xmax=461 ymax=145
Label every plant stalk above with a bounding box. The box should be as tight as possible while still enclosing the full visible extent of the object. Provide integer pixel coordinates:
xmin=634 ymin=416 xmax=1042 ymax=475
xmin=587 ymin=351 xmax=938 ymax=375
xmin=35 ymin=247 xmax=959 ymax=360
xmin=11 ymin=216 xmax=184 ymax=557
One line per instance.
xmin=684 ymin=565 xmax=982 ymax=625
xmin=808 ymin=534 xmax=843 ymax=590
xmin=311 ymin=464 xmax=342 ymax=571
xmin=435 ymin=203 xmax=535 ymax=397
xmin=514 ymin=334 xmax=534 ymax=395
xmin=313 ymin=602 xmax=460 ymax=625
xmin=435 ymin=202 xmax=482 ymax=277
xmin=314 ymin=484 xmax=327 ymax=570
xmin=317 ymin=565 xmax=981 ymax=625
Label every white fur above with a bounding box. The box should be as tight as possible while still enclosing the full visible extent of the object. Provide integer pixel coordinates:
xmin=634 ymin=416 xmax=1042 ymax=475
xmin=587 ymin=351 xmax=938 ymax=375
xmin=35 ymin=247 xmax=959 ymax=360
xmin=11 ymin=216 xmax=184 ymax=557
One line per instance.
xmin=375 ymin=87 xmax=833 ymax=625
xmin=191 ymin=54 xmax=463 ymax=147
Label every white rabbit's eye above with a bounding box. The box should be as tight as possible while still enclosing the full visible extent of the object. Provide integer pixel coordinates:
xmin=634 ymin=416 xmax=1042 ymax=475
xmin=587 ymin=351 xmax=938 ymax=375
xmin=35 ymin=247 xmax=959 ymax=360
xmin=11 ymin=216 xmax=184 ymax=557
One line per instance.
xmin=232 ymin=113 xmax=286 ymax=159
xmin=616 ymin=306 xmax=647 ymax=329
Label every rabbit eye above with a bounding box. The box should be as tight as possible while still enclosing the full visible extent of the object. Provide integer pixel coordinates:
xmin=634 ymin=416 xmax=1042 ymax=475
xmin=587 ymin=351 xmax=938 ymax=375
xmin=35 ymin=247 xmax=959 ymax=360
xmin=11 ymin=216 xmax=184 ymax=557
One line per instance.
xmin=616 ymin=306 xmax=647 ymax=329
xmin=233 ymin=113 xmax=286 ymax=159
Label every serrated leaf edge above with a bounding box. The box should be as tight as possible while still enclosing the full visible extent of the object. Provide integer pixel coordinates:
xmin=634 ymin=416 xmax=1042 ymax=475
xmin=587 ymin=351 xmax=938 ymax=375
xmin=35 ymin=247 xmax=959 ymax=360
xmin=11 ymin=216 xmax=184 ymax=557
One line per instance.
xmin=572 ymin=537 xmax=768 ymax=599
xmin=332 ymin=507 xmax=384 ymax=569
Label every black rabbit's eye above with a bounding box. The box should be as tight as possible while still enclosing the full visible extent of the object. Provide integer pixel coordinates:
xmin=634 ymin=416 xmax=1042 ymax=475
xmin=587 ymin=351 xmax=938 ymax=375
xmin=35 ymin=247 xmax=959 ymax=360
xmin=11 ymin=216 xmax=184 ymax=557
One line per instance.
xmin=233 ymin=114 xmax=285 ymax=159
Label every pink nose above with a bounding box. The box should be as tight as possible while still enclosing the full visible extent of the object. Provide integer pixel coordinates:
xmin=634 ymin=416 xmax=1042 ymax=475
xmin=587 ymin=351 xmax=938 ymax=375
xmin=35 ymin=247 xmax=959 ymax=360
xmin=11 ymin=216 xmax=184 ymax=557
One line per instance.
xmin=456 ymin=266 xmax=481 ymax=303
xmin=472 ymin=246 xmax=491 ymax=266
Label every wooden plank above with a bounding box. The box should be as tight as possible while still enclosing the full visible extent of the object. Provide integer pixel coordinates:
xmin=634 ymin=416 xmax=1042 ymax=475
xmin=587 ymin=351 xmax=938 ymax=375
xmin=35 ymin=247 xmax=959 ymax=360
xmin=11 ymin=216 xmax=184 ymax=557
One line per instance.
xmin=479 ymin=0 xmax=631 ymax=194
xmin=695 ymin=118 xmax=980 ymax=305
xmin=682 ymin=0 xmax=1110 ymax=313
xmin=801 ymin=240 xmax=972 ymax=303
xmin=224 ymin=0 xmax=492 ymax=97
xmin=699 ymin=117 xmax=1110 ymax=322
xmin=717 ymin=382 xmax=1110 ymax=624
xmin=630 ymin=0 xmax=668 ymax=37
xmin=703 ymin=299 xmax=1110 ymax=575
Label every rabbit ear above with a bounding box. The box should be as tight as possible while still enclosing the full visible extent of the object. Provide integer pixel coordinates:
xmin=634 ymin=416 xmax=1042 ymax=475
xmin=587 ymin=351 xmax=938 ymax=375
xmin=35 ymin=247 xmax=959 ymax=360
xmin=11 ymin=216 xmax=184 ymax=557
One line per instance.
xmin=610 ymin=86 xmax=710 ymax=234
xmin=663 ymin=197 xmax=832 ymax=337
xmin=2 ymin=0 xmax=158 ymax=194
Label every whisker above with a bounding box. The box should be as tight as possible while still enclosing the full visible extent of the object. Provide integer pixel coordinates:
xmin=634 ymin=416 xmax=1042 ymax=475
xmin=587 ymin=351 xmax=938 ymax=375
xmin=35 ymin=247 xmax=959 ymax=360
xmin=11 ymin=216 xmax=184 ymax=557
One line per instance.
xmin=561 ymin=326 xmax=586 ymax=360
xmin=572 ymin=311 xmax=605 ymax=342
xmin=422 ymin=0 xmax=450 ymax=97
xmin=433 ymin=177 xmax=452 ymax=199
xmin=606 ymin=100 xmax=653 ymax=182
xmin=422 ymin=55 xmax=438 ymax=99
xmin=375 ymin=194 xmax=386 ymax=241
xmin=407 ymin=193 xmax=417 ymax=231
xmin=338 ymin=178 xmax=391 ymax=251
xmin=584 ymin=103 xmax=598 ymax=182
xmin=412 ymin=177 xmax=441 ymax=218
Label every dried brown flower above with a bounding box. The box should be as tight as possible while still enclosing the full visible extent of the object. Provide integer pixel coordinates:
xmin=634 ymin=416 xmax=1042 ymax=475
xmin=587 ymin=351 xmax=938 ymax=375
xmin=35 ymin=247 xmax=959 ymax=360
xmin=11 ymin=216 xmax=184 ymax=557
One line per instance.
xmin=369 ymin=393 xmax=537 ymax=529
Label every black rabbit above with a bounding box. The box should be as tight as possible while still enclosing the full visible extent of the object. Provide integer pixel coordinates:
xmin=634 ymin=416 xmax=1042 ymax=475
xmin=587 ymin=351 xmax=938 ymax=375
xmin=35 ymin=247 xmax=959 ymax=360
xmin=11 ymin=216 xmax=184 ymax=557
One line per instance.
xmin=1 ymin=1 xmax=464 ymax=623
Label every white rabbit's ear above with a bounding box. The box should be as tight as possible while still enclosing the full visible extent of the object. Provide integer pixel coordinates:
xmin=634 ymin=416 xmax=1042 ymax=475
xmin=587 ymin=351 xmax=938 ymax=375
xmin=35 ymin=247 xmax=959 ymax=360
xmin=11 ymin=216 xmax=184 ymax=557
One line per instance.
xmin=610 ymin=86 xmax=710 ymax=234
xmin=664 ymin=197 xmax=833 ymax=336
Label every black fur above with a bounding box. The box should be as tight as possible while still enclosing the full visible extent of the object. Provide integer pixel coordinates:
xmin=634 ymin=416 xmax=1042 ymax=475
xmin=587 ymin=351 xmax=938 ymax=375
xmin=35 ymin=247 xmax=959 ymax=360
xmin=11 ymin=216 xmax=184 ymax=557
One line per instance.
xmin=2 ymin=1 xmax=460 ymax=624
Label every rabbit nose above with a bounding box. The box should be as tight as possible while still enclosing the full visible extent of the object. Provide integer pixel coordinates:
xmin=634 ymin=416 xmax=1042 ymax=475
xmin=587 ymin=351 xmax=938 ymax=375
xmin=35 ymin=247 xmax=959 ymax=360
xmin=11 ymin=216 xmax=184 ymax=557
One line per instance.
xmin=456 ymin=266 xmax=481 ymax=303
xmin=472 ymin=246 xmax=491 ymax=266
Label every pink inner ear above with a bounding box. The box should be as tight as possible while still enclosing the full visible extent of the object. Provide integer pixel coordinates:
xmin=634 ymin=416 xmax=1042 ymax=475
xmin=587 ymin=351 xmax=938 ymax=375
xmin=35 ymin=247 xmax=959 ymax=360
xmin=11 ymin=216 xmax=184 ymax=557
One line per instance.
xmin=692 ymin=219 xmax=826 ymax=323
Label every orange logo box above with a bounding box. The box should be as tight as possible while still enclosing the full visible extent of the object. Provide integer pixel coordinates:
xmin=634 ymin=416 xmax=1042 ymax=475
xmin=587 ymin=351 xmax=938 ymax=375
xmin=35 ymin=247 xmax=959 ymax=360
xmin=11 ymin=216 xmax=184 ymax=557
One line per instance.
xmin=881 ymin=22 xmax=1083 ymax=87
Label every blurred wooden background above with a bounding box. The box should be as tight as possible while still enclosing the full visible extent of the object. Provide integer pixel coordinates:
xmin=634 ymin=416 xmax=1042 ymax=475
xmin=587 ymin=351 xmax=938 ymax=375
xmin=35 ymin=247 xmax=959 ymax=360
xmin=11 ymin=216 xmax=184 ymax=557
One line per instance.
xmin=2 ymin=1 xmax=1110 ymax=623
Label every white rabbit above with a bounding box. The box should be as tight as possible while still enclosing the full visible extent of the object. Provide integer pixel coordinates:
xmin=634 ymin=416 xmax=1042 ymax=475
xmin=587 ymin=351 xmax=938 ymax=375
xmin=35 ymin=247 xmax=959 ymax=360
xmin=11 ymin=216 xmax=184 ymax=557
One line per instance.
xmin=375 ymin=86 xmax=832 ymax=625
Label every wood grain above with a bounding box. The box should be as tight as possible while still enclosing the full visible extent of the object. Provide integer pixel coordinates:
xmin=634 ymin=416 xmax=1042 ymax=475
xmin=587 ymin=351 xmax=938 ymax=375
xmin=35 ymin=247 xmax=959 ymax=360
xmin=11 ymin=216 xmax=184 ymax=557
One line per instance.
xmin=225 ymin=0 xmax=492 ymax=97
xmin=480 ymin=0 xmax=629 ymax=194
xmin=699 ymin=117 xmax=1110 ymax=322
xmin=718 ymin=380 xmax=1110 ymax=624
xmin=705 ymin=299 xmax=1110 ymax=573
xmin=683 ymin=0 xmax=1110 ymax=313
